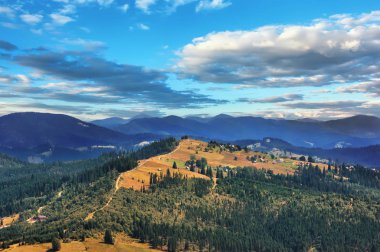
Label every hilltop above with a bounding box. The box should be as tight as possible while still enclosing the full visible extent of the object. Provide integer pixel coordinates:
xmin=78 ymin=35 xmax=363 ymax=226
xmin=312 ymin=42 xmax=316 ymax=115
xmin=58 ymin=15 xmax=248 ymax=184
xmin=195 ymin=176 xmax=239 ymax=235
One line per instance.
xmin=118 ymin=138 xmax=325 ymax=191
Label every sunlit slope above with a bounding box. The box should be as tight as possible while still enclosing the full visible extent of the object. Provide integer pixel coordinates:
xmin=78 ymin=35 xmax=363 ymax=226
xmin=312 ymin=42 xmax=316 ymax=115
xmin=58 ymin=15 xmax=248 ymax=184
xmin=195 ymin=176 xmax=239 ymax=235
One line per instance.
xmin=118 ymin=138 xmax=326 ymax=190
xmin=3 ymin=235 xmax=160 ymax=252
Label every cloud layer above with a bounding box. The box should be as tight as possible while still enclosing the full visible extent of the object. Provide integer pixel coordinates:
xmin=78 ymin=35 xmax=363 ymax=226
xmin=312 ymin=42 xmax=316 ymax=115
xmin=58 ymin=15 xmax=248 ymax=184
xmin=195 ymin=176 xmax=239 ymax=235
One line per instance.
xmin=176 ymin=11 xmax=380 ymax=88
xmin=8 ymin=47 xmax=224 ymax=109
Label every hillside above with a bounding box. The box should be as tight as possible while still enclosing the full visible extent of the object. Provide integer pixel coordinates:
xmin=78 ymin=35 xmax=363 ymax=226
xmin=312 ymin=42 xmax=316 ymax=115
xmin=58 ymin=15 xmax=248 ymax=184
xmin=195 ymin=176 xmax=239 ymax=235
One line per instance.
xmin=118 ymin=138 xmax=313 ymax=191
xmin=3 ymin=234 xmax=159 ymax=252
xmin=0 ymin=112 xmax=166 ymax=162
xmin=1 ymin=138 xmax=380 ymax=251
xmin=322 ymin=115 xmax=380 ymax=138
xmin=0 ymin=112 xmax=126 ymax=149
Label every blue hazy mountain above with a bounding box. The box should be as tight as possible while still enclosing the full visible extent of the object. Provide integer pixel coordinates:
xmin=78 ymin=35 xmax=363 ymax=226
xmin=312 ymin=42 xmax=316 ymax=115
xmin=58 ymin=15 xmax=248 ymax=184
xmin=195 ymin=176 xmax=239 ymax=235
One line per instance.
xmin=116 ymin=114 xmax=380 ymax=148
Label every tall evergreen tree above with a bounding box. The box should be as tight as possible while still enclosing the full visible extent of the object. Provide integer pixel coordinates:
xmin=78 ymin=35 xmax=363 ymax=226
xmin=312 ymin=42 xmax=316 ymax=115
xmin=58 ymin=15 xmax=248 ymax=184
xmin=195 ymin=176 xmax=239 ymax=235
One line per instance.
xmin=104 ymin=229 xmax=114 ymax=245
xmin=51 ymin=238 xmax=61 ymax=251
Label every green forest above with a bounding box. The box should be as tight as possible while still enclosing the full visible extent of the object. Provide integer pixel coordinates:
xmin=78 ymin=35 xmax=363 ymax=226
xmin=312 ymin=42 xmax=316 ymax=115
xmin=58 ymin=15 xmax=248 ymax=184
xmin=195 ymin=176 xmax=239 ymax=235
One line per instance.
xmin=0 ymin=138 xmax=380 ymax=251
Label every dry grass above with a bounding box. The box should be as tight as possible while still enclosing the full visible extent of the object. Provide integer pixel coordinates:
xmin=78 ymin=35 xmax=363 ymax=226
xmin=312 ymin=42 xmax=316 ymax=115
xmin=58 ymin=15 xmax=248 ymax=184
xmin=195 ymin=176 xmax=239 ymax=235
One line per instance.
xmin=4 ymin=234 xmax=161 ymax=252
xmin=119 ymin=138 xmax=329 ymax=191
xmin=0 ymin=214 xmax=19 ymax=228
xmin=118 ymin=140 xmax=209 ymax=190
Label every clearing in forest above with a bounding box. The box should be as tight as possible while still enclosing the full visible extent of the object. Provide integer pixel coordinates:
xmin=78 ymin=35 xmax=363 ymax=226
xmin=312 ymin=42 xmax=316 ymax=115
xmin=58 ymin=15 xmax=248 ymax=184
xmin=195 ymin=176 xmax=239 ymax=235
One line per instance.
xmin=3 ymin=234 xmax=160 ymax=252
xmin=118 ymin=138 xmax=326 ymax=191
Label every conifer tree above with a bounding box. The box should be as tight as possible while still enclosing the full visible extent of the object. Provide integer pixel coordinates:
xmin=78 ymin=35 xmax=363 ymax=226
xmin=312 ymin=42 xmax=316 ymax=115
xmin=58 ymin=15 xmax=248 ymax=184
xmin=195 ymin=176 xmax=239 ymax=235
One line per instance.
xmin=51 ymin=238 xmax=61 ymax=251
xmin=104 ymin=229 xmax=114 ymax=245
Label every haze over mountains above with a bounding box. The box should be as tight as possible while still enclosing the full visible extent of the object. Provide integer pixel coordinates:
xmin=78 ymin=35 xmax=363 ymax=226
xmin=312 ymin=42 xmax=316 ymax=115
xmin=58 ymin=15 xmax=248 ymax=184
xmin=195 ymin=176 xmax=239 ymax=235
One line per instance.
xmin=107 ymin=114 xmax=380 ymax=148
xmin=0 ymin=112 xmax=160 ymax=162
xmin=0 ymin=112 xmax=379 ymax=166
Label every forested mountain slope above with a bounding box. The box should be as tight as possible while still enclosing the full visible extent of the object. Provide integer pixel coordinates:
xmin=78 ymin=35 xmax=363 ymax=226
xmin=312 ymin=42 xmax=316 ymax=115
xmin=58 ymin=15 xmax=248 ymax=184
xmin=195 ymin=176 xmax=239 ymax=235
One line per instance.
xmin=0 ymin=138 xmax=379 ymax=251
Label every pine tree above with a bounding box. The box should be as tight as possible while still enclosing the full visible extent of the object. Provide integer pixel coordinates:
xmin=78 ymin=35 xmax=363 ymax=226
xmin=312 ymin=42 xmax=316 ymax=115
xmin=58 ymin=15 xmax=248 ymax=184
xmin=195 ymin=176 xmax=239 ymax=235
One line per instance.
xmin=172 ymin=161 xmax=177 ymax=169
xmin=51 ymin=238 xmax=61 ymax=251
xmin=201 ymin=166 xmax=206 ymax=175
xmin=104 ymin=229 xmax=114 ymax=245
xmin=184 ymin=240 xmax=190 ymax=251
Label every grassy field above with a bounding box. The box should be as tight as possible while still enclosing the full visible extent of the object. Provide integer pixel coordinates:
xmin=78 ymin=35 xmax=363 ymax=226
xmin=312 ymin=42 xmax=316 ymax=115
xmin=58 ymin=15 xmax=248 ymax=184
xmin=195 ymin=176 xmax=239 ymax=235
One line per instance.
xmin=118 ymin=139 xmax=209 ymax=190
xmin=4 ymin=234 xmax=161 ymax=252
xmin=118 ymin=139 xmax=328 ymax=191
xmin=0 ymin=214 xmax=19 ymax=228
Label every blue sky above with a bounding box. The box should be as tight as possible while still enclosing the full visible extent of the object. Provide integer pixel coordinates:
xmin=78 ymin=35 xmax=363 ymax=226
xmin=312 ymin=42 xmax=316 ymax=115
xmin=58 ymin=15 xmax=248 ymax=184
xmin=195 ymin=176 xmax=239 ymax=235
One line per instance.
xmin=0 ymin=0 xmax=379 ymax=120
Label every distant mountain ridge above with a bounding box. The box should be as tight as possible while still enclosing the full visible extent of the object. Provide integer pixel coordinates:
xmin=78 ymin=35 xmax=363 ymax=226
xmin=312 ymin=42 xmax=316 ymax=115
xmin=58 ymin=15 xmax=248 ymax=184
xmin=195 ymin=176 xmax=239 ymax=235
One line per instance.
xmin=0 ymin=112 xmax=379 ymax=164
xmin=233 ymin=137 xmax=380 ymax=168
xmin=115 ymin=114 xmax=380 ymax=148
xmin=91 ymin=113 xmax=152 ymax=129
xmin=0 ymin=112 xmax=164 ymax=162
xmin=0 ymin=112 xmax=126 ymax=149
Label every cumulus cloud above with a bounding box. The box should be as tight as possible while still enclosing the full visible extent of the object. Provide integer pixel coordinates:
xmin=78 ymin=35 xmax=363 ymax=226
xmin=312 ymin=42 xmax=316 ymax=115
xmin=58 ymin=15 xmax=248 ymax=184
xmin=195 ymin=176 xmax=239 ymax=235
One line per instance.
xmin=137 ymin=23 xmax=150 ymax=30
xmin=59 ymin=5 xmax=76 ymax=14
xmin=176 ymin=11 xmax=380 ymax=88
xmin=196 ymin=0 xmax=231 ymax=12
xmin=135 ymin=0 xmax=156 ymax=13
xmin=238 ymin=94 xmax=304 ymax=104
xmin=49 ymin=13 xmax=74 ymax=25
xmin=96 ymin=0 xmax=114 ymax=6
xmin=119 ymin=3 xmax=129 ymax=12
xmin=0 ymin=6 xmax=15 ymax=18
xmin=20 ymin=14 xmax=43 ymax=25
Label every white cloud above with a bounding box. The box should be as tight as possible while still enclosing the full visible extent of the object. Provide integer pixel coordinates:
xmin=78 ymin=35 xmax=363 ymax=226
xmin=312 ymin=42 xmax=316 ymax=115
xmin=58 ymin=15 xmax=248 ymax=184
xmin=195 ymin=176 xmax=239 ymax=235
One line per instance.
xmin=31 ymin=28 xmax=43 ymax=35
xmin=97 ymin=0 xmax=114 ymax=6
xmin=20 ymin=14 xmax=43 ymax=25
xmin=119 ymin=3 xmax=129 ymax=12
xmin=61 ymin=38 xmax=106 ymax=50
xmin=137 ymin=23 xmax=150 ymax=30
xmin=135 ymin=0 xmax=156 ymax=13
xmin=59 ymin=5 xmax=76 ymax=14
xmin=1 ymin=22 xmax=18 ymax=29
xmin=0 ymin=6 xmax=15 ymax=18
xmin=50 ymin=13 xmax=74 ymax=25
xmin=196 ymin=0 xmax=231 ymax=12
xmin=176 ymin=11 xmax=380 ymax=88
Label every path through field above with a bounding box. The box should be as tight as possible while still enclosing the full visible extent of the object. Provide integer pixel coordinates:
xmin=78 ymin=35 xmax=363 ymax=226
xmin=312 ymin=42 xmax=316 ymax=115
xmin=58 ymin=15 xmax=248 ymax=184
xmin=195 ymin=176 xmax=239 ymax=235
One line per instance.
xmin=84 ymin=144 xmax=180 ymax=221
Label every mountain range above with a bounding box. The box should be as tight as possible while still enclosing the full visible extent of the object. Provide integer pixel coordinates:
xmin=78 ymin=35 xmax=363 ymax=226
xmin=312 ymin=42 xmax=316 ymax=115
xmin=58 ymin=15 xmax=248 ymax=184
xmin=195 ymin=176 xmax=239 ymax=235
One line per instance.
xmin=110 ymin=114 xmax=380 ymax=148
xmin=0 ymin=112 xmax=379 ymax=166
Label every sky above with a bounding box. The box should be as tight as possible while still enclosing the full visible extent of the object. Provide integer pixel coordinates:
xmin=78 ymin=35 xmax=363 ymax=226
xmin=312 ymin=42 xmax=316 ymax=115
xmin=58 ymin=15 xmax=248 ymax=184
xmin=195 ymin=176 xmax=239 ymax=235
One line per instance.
xmin=0 ymin=0 xmax=380 ymax=120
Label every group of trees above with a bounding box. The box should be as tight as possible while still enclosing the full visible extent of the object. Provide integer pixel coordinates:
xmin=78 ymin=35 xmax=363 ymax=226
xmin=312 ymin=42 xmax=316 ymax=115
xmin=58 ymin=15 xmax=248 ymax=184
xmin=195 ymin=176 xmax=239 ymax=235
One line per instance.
xmin=185 ymin=156 xmax=208 ymax=174
xmin=207 ymin=141 xmax=242 ymax=153
xmin=298 ymin=155 xmax=314 ymax=162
